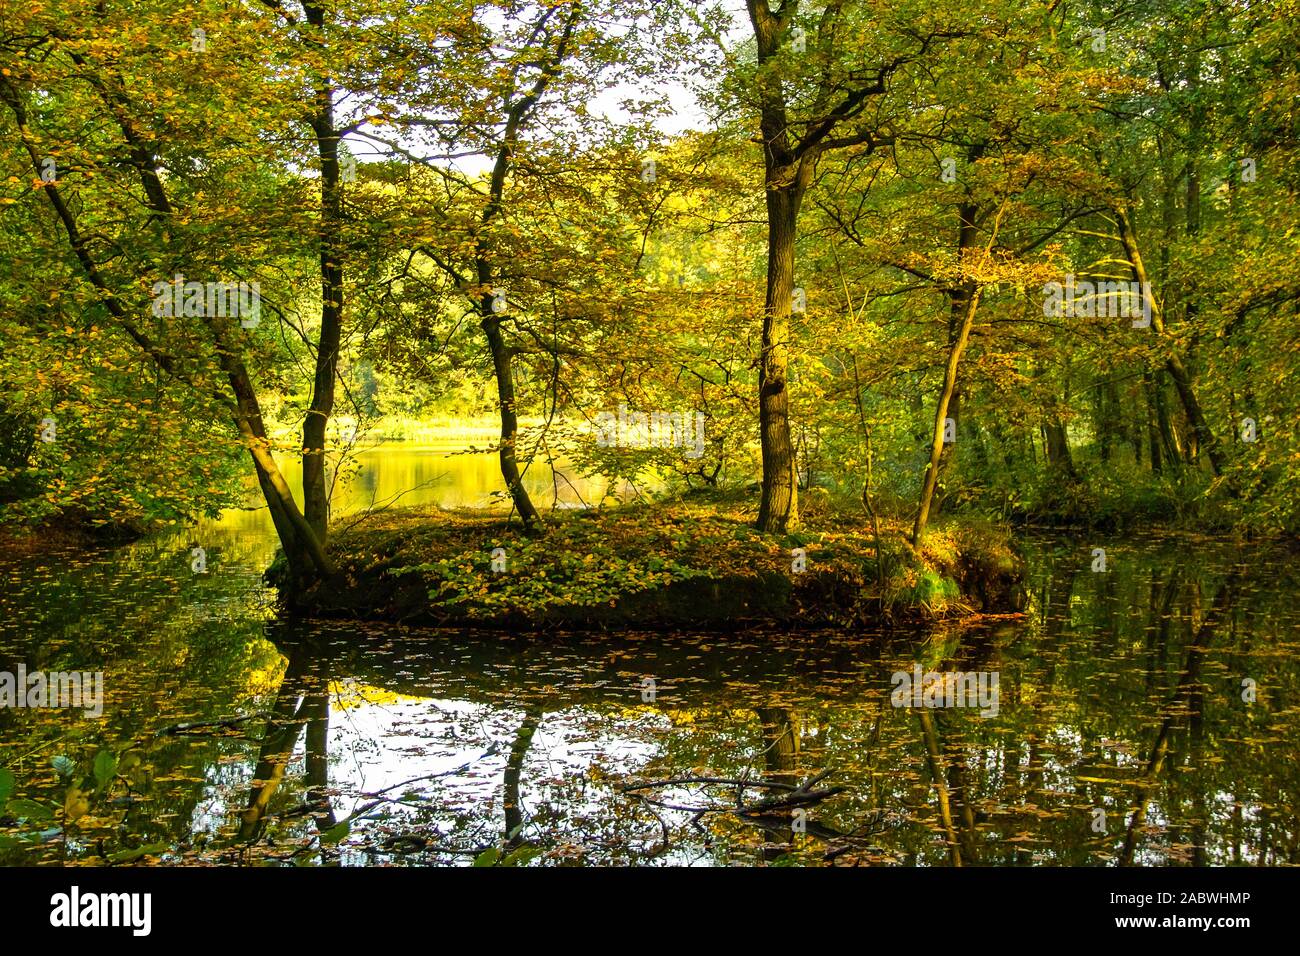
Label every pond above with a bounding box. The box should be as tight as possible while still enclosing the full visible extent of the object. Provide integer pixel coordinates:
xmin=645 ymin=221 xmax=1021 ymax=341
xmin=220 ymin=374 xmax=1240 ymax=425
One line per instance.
xmin=2 ymin=446 xmax=1298 ymax=866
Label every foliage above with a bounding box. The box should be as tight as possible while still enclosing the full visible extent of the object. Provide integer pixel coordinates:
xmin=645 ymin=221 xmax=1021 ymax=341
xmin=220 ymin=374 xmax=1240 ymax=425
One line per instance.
xmin=0 ymin=0 xmax=1297 ymax=550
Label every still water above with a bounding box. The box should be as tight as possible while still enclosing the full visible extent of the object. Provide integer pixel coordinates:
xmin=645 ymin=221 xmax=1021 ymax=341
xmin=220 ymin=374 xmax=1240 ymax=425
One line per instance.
xmin=1 ymin=446 xmax=1298 ymax=866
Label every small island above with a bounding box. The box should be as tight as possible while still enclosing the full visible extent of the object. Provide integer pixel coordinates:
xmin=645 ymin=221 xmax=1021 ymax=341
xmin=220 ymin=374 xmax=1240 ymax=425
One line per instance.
xmin=278 ymin=496 xmax=1026 ymax=630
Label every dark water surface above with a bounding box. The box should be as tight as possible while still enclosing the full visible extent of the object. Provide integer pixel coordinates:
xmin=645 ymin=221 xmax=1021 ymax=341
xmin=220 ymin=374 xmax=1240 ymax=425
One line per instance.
xmin=2 ymin=451 xmax=1298 ymax=866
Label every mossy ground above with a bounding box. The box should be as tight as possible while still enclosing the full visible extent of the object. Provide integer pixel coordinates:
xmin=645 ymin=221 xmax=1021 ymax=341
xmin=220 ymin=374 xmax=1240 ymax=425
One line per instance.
xmin=288 ymin=497 xmax=1025 ymax=631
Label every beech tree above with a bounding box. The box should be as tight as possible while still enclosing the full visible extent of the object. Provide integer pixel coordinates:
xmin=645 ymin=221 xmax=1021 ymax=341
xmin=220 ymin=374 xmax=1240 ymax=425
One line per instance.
xmin=728 ymin=0 xmax=965 ymax=531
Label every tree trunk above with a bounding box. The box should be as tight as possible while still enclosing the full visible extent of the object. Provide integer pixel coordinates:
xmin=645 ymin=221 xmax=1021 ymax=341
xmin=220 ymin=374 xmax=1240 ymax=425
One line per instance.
xmin=1043 ymin=418 xmax=1076 ymax=479
xmin=756 ymin=182 xmax=802 ymax=532
xmin=913 ymin=287 xmax=981 ymax=544
xmin=747 ymin=0 xmax=810 ymax=533
xmin=302 ymin=3 xmax=344 ymax=545
xmin=227 ymin=361 xmax=336 ymax=584
xmin=1143 ymin=369 xmax=1164 ymax=474
xmin=1155 ymin=371 xmax=1182 ymax=465
xmin=1096 ymin=386 xmax=1112 ymax=464
xmin=302 ymin=115 xmax=342 ymax=540
xmin=481 ymin=306 xmax=540 ymax=528
xmin=2 ymin=80 xmax=333 ymax=586
xmin=933 ymin=296 xmax=967 ymax=516
xmin=475 ymin=90 xmax=546 ymax=530
xmin=744 ymin=0 xmax=890 ymax=530
xmin=1115 ymin=206 xmax=1225 ymax=475
xmin=933 ymin=189 xmax=980 ymax=515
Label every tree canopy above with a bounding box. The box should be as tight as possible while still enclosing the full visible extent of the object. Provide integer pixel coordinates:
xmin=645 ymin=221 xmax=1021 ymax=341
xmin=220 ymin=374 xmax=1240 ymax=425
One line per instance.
xmin=2 ymin=0 xmax=1298 ymax=575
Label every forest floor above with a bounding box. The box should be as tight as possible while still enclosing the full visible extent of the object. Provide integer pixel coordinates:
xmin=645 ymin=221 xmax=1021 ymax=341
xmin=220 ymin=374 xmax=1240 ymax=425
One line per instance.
xmin=286 ymin=498 xmax=1027 ymax=631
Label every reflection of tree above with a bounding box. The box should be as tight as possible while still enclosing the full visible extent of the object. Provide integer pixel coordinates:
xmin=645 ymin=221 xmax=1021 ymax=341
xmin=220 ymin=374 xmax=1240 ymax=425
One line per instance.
xmin=209 ymin=549 xmax=1294 ymax=866
xmin=754 ymin=707 xmax=801 ymax=861
xmin=1119 ymin=574 xmax=1234 ymax=866
xmin=503 ymin=708 xmax=542 ymax=849
xmin=238 ymin=644 xmax=333 ymax=844
xmin=756 ymin=708 xmax=800 ymax=776
xmin=34 ymin=532 xmax=1284 ymax=867
xmin=1144 ymin=567 xmax=1181 ymax=695
xmin=303 ymin=689 xmax=336 ymax=835
xmin=917 ymin=710 xmax=979 ymax=866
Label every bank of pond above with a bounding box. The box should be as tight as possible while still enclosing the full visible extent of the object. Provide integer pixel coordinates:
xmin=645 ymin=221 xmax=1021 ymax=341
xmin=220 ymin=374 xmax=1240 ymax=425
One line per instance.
xmin=276 ymin=503 xmax=1027 ymax=630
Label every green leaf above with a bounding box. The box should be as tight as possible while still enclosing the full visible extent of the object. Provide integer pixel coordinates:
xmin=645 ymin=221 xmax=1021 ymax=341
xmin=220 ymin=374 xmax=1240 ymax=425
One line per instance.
xmin=472 ymin=847 xmax=501 ymax=867
xmin=319 ymin=820 xmax=350 ymax=844
xmin=92 ymin=750 xmax=118 ymax=790
xmin=501 ymin=846 xmax=542 ymax=867
xmin=105 ymin=842 xmax=167 ymax=864
xmin=7 ymin=799 xmax=55 ymax=822
xmin=51 ymin=756 xmax=75 ymax=779
xmin=0 ymin=768 xmax=14 ymax=805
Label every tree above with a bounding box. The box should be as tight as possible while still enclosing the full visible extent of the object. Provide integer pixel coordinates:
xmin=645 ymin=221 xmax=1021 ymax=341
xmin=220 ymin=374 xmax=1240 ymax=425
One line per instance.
xmin=731 ymin=0 xmax=955 ymax=531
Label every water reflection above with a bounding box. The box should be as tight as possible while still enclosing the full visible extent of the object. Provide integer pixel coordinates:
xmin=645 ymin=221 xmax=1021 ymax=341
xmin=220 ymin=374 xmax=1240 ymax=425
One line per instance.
xmin=1 ymin=449 xmax=1298 ymax=865
xmin=219 ymin=444 xmax=624 ymax=539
